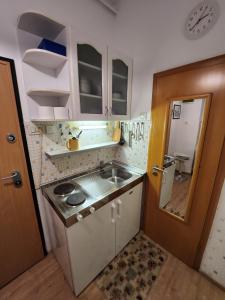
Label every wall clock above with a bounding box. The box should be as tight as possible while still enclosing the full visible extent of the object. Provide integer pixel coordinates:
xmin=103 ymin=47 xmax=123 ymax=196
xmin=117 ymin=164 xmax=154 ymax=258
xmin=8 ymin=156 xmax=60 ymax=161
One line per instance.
xmin=184 ymin=1 xmax=219 ymax=40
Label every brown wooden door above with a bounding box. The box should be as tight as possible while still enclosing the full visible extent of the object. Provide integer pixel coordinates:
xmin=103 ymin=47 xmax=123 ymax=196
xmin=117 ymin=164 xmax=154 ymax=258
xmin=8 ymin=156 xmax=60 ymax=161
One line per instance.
xmin=144 ymin=55 xmax=225 ymax=268
xmin=0 ymin=60 xmax=44 ymax=287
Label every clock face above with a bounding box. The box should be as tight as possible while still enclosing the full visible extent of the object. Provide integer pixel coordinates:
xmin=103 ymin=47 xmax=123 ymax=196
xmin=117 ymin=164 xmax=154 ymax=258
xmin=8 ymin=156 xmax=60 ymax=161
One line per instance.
xmin=185 ymin=1 xmax=219 ymax=39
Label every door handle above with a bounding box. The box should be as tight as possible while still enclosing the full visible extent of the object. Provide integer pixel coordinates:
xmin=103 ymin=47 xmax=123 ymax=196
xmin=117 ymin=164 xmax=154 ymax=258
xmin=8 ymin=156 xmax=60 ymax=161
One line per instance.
xmin=111 ymin=202 xmax=116 ymax=223
xmin=1 ymin=170 xmax=22 ymax=187
xmin=152 ymin=165 xmax=167 ymax=176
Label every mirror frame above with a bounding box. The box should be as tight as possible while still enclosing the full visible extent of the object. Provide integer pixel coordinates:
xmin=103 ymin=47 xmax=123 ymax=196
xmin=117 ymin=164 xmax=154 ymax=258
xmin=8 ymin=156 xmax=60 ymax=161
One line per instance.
xmin=158 ymin=94 xmax=211 ymax=223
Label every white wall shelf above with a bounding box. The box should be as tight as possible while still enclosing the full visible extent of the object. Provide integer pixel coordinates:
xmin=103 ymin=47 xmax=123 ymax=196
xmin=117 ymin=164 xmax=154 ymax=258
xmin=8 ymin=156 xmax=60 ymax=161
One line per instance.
xmin=45 ymin=141 xmax=118 ymax=158
xmin=18 ymin=12 xmax=65 ymax=40
xmin=23 ymin=49 xmax=67 ymax=70
xmin=27 ymin=89 xmax=70 ymax=97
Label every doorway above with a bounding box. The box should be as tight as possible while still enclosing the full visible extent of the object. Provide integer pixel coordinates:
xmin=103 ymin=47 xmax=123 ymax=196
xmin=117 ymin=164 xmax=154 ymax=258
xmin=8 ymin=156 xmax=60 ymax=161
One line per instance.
xmin=144 ymin=55 xmax=225 ymax=268
xmin=0 ymin=58 xmax=44 ymax=287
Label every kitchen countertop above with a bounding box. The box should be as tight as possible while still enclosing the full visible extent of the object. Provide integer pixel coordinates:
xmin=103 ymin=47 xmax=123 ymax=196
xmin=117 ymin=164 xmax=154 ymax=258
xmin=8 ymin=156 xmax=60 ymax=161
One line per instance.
xmin=41 ymin=161 xmax=146 ymax=227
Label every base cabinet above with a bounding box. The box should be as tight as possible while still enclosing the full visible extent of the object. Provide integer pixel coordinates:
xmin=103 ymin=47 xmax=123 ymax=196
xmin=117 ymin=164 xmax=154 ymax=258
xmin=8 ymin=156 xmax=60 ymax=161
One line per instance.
xmin=44 ymin=182 xmax=143 ymax=296
xmin=67 ymin=201 xmax=116 ymax=295
xmin=115 ymin=183 xmax=143 ymax=254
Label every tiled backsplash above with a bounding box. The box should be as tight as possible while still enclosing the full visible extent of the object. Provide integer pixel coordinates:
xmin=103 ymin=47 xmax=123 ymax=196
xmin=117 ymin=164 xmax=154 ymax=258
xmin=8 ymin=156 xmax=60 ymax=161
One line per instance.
xmin=200 ymin=180 xmax=225 ymax=288
xmin=25 ymin=121 xmax=117 ymax=188
xmin=116 ymin=113 xmax=151 ymax=170
xmin=25 ymin=114 xmax=151 ymax=188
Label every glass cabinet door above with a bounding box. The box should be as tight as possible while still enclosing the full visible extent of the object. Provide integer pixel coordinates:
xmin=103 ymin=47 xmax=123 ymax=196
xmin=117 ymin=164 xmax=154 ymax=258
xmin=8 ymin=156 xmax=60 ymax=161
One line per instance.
xmin=111 ymin=59 xmax=128 ymax=116
xmin=77 ymin=44 xmax=103 ymax=115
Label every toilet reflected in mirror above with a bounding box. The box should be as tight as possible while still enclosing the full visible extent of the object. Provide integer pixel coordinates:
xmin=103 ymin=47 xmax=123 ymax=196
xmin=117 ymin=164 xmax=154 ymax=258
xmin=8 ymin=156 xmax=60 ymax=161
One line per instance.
xmin=159 ymin=97 xmax=208 ymax=221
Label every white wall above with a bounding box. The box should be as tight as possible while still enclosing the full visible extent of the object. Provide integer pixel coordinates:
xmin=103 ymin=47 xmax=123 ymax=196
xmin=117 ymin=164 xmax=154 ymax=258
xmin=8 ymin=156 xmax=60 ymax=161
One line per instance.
xmin=168 ymin=99 xmax=203 ymax=173
xmin=111 ymin=0 xmax=225 ymax=117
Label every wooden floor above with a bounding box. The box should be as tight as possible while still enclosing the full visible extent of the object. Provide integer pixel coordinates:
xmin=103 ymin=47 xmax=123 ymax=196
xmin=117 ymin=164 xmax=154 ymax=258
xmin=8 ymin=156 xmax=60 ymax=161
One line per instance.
xmin=164 ymin=175 xmax=191 ymax=219
xmin=0 ymin=253 xmax=224 ymax=300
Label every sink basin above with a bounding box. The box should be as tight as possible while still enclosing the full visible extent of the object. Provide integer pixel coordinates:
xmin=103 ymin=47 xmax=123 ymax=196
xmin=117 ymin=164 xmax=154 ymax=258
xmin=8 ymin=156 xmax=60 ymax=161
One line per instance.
xmin=100 ymin=167 xmax=133 ymax=183
xmin=108 ymin=176 xmax=125 ymax=184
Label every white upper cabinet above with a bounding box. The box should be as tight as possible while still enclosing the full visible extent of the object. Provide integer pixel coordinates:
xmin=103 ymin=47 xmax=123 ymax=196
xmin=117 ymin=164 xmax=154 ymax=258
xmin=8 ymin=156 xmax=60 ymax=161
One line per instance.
xmin=70 ymin=28 xmax=133 ymax=121
xmin=70 ymin=28 xmax=108 ymax=120
xmin=108 ymin=49 xmax=132 ymax=120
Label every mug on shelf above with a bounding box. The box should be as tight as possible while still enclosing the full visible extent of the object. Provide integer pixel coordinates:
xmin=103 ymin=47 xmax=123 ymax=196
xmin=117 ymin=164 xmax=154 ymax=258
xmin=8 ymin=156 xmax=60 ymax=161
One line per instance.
xmin=66 ymin=138 xmax=79 ymax=151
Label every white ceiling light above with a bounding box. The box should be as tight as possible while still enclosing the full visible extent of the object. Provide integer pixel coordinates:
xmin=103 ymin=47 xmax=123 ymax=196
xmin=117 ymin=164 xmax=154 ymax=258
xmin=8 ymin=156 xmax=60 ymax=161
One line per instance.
xmin=97 ymin=0 xmax=120 ymax=14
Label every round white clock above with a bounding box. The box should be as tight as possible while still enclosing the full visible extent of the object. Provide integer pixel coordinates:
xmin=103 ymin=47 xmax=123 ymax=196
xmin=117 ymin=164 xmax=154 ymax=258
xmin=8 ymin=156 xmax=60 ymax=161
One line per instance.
xmin=184 ymin=0 xmax=219 ymax=40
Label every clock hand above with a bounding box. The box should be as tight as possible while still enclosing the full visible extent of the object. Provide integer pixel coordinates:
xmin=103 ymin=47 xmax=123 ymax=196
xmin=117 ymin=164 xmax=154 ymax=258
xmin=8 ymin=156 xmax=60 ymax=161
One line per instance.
xmin=198 ymin=13 xmax=210 ymax=22
xmin=190 ymin=4 xmax=209 ymax=31
xmin=190 ymin=13 xmax=210 ymax=31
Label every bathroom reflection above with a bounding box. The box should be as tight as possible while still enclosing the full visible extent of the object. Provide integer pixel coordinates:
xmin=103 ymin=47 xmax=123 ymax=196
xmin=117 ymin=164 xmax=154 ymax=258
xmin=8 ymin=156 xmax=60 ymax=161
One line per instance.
xmin=159 ymin=98 xmax=206 ymax=220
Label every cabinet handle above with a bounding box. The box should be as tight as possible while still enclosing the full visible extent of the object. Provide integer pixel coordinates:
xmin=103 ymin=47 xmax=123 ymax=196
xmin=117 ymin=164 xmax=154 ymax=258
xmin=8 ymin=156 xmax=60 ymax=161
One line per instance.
xmin=111 ymin=202 xmax=116 ymax=223
xmin=105 ymin=106 xmax=108 ymax=116
xmin=109 ymin=106 xmax=112 ymax=116
xmin=129 ymin=190 xmax=133 ymax=195
xmin=116 ymin=199 xmax=122 ymax=218
xmin=76 ymin=213 xmax=83 ymax=222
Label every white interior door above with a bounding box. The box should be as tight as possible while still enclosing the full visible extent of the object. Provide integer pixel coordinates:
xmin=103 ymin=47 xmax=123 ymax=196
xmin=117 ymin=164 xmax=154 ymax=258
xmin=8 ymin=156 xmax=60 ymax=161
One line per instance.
xmin=115 ymin=183 xmax=143 ymax=254
xmin=67 ymin=201 xmax=116 ymax=295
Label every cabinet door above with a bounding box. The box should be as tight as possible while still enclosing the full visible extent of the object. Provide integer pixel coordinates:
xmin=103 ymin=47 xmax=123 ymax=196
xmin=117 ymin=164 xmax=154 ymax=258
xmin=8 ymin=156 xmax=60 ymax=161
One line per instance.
xmin=115 ymin=183 xmax=143 ymax=255
xmin=70 ymin=28 xmax=108 ymax=120
xmin=108 ymin=49 xmax=132 ymax=120
xmin=67 ymin=201 xmax=116 ymax=295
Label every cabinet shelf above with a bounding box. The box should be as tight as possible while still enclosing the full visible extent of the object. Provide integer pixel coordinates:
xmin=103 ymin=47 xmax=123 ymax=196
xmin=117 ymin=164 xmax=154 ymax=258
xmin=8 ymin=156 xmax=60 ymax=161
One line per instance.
xmin=45 ymin=141 xmax=118 ymax=158
xmin=23 ymin=49 xmax=67 ymax=70
xmin=27 ymin=89 xmax=70 ymax=97
xmin=78 ymin=60 xmax=101 ymax=71
xmin=80 ymin=93 xmax=102 ymax=99
xmin=112 ymin=98 xmax=127 ymax=103
xmin=18 ymin=12 xmax=65 ymax=40
xmin=112 ymin=72 xmax=127 ymax=79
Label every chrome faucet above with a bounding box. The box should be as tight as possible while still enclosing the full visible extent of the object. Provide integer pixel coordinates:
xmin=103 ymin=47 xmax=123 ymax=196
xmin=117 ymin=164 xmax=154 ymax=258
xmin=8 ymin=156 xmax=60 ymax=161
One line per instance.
xmin=99 ymin=161 xmax=113 ymax=169
xmin=99 ymin=160 xmax=105 ymax=169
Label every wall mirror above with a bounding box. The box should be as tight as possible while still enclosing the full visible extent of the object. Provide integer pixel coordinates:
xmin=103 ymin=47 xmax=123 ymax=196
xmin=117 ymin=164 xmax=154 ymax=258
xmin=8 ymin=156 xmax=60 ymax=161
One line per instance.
xmin=158 ymin=97 xmax=210 ymax=221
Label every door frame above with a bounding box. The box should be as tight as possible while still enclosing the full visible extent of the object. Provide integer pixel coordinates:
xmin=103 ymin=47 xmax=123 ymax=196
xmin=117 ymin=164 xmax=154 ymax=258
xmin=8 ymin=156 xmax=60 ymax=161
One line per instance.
xmin=0 ymin=56 xmax=47 ymax=255
xmin=145 ymin=54 xmax=225 ymax=269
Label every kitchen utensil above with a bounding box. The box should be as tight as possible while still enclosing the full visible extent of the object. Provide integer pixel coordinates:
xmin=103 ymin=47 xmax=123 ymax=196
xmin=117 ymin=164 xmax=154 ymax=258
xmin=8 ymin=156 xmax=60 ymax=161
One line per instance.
xmin=119 ymin=122 xmax=125 ymax=145
xmin=66 ymin=137 xmax=79 ymax=151
xmin=131 ymin=123 xmax=136 ymax=139
xmin=140 ymin=122 xmax=144 ymax=140
xmin=128 ymin=130 xmax=132 ymax=148
xmin=76 ymin=130 xmax=83 ymax=139
xmin=112 ymin=121 xmax=121 ymax=142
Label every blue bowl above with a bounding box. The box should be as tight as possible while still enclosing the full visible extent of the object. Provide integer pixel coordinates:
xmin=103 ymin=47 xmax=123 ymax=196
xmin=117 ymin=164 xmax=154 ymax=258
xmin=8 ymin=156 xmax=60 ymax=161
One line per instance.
xmin=38 ymin=39 xmax=66 ymax=56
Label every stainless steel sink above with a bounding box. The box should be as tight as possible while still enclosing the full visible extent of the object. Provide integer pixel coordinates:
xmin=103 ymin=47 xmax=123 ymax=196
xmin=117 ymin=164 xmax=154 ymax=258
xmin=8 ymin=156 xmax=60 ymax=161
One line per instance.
xmin=100 ymin=167 xmax=133 ymax=184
